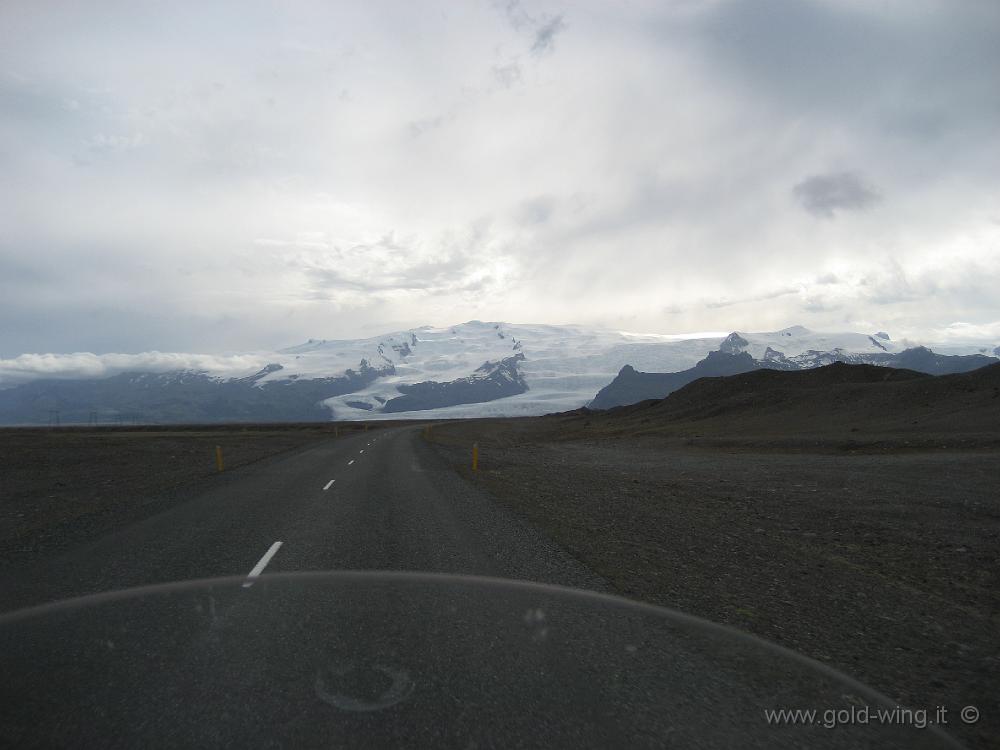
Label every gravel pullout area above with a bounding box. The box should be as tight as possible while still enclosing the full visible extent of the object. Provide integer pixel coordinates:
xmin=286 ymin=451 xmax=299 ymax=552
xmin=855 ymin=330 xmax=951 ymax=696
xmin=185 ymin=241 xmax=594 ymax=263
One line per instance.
xmin=427 ymin=421 xmax=999 ymax=750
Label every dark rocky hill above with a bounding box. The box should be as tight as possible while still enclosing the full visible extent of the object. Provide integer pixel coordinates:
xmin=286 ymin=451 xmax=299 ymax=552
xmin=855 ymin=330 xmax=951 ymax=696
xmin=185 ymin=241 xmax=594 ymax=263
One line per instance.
xmin=382 ymin=354 xmax=527 ymax=413
xmin=577 ymin=361 xmax=1000 ymax=440
xmin=590 ymin=345 xmax=998 ymax=410
xmin=589 ymin=351 xmax=760 ymax=409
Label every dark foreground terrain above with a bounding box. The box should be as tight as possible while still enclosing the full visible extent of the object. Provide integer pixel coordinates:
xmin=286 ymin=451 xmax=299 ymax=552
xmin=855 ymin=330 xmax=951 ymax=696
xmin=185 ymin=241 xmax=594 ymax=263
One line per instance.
xmin=0 ymin=423 xmax=377 ymax=564
xmin=426 ymin=363 xmax=1000 ymax=749
xmin=0 ymin=363 xmax=997 ymax=747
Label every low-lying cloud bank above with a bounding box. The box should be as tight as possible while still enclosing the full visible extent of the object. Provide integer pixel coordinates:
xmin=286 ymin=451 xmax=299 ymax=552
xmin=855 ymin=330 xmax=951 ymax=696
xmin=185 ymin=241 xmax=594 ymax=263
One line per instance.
xmin=0 ymin=352 xmax=266 ymax=388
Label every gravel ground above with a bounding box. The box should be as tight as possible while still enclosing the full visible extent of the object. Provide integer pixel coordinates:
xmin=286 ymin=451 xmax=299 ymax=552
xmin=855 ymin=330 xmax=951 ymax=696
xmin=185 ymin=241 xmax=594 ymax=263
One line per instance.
xmin=427 ymin=420 xmax=1000 ymax=750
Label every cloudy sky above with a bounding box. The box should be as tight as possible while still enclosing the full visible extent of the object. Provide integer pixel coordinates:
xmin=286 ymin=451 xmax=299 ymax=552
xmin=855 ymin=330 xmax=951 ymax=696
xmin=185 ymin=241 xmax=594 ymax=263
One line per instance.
xmin=2 ymin=0 xmax=999 ymax=358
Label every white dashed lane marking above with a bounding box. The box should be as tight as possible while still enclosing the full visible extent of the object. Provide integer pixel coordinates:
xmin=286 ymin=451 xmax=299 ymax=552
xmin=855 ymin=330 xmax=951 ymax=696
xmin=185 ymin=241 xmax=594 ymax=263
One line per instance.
xmin=243 ymin=541 xmax=283 ymax=588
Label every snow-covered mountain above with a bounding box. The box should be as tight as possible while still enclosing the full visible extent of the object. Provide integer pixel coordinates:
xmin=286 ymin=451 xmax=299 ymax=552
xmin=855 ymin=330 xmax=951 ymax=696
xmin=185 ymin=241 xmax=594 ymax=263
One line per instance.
xmin=269 ymin=321 xmax=737 ymax=419
xmin=0 ymin=321 xmax=996 ymax=425
xmin=292 ymin=322 xmax=913 ymax=420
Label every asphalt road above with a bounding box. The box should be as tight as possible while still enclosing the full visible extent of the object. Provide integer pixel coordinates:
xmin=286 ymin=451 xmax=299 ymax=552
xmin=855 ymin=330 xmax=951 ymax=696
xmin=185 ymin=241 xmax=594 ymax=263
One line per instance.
xmin=0 ymin=427 xmax=963 ymax=749
xmin=0 ymin=426 xmax=603 ymax=613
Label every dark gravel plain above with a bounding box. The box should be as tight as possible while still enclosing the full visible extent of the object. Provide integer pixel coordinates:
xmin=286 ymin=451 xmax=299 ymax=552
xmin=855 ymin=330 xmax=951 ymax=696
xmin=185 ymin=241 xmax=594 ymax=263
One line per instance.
xmin=426 ymin=415 xmax=999 ymax=750
xmin=0 ymin=423 xmax=375 ymax=565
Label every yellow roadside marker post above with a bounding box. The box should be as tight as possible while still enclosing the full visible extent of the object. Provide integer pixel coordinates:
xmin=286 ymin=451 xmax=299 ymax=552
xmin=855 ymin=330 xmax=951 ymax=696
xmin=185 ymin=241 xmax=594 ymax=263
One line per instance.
xmin=215 ymin=445 xmax=224 ymax=472
xmin=472 ymin=442 xmax=479 ymax=472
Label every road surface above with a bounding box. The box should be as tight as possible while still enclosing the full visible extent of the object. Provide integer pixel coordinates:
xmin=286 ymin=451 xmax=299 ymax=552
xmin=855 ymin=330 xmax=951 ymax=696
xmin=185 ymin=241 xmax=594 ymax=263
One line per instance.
xmin=0 ymin=426 xmax=603 ymax=612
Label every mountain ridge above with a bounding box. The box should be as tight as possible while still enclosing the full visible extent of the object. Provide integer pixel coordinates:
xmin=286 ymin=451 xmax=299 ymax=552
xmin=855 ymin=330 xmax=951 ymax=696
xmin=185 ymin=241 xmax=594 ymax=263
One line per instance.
xmin=0 ymin=322 xmax=996 ymax=424
xmin=590 ymin=345 xmax=999 ymax=410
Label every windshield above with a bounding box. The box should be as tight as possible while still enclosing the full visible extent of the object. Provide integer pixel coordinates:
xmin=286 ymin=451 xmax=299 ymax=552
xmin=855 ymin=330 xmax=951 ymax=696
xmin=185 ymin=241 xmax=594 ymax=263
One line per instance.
xmin=0 ymin=572 xmax=964 ymax=749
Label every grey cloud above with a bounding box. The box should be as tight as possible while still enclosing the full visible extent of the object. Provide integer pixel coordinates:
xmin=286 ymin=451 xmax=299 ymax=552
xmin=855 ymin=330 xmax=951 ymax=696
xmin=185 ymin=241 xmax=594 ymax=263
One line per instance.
xmin=799 ymin=295 xmax=841 ymax=313
xmin=530 ymin=16 xmax=566 ymax=56
xmin=0 ymin=351 xmax=265 ymax=387
xmin=690 ymin=0 xmax=1000 ymax=183
xmin=697 ymin=1 xmax=1000 ymax=120
xmin=492 ymin=62 xmax=522 ymax=89
xmin=0 ymin=77 xmax=59 ymax=122
xmin=704 ymin=286 xmax=800 ymax=309
xmin=856 ymin=261 xmax=927 ymax=306
xmin=85 ymin=132 xmax=146 ymax=153
xmin=305 ymin=260 xmax=484 ymax=297
xmin=515 ymin=195 xmax=555 ymax=225
xmin=494 ymin=0 xmax=533 ymax=32
xmin=552 ymin=179 xmax=681 ymax=243
xmin=408 ymin=115 xmax=446 ymax=138
xmin=495 ymin=0 xmax=567 ymax=56
xmin=299 ymin=226 xmax=498 ymax=298
xmin=0 ymin=75 xmax=124 ymax=166
xmin=793 ymin=172 xmax=880 ymax=218
xmin=0 ymin=298 xmax=283 ymax=359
